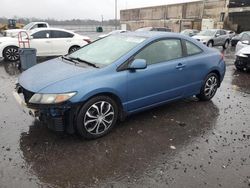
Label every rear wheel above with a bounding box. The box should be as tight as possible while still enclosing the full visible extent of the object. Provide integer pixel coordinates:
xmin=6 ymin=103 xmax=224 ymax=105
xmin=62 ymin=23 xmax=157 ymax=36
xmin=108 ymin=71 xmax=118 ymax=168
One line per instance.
xmin=197 ymin=73 xmax=219 ymax=101
xmin=76 ymin=96 xmax=118 ymax=139
xmin=3 ymin=46 xmax=19 ymax=62
xmin=68 ymin=46 xmax=80 ymax=54
xmin=207 ymin=41 xmax=213 ymax=48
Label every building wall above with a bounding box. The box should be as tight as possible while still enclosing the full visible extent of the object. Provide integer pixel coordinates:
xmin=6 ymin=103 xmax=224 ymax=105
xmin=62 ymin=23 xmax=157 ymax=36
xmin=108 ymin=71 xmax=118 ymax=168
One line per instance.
xmin=120 ymin=0 xmax=228 ymax=32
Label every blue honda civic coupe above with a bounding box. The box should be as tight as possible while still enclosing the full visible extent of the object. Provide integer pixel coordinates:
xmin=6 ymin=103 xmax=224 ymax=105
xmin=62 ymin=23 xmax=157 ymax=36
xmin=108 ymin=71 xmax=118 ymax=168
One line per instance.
xmin=14 ymin=32 xmax=226 ymax=139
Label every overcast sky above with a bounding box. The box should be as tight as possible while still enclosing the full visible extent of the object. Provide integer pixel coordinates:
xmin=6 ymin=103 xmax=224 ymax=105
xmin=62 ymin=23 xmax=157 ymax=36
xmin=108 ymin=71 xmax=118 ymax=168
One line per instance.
xmin=0 ymin=0 xmax=199 ymax=21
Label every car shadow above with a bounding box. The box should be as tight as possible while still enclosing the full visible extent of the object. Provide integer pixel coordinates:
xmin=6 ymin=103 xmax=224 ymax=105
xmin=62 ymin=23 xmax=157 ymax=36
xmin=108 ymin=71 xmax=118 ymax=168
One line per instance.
xmin=20 ymin=98 xmax=219 ymax=187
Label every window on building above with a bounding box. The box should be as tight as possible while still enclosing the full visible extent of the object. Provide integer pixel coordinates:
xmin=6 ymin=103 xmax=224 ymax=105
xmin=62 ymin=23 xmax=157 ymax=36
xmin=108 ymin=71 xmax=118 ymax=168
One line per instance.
xmin=220 ymin=12 xmax=225 ymax=22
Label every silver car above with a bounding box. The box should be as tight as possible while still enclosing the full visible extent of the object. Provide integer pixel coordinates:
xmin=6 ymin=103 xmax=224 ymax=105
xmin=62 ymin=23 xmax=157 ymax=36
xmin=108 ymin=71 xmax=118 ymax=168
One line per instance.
xmin=193 ymin=29 xmax=230 ymax=49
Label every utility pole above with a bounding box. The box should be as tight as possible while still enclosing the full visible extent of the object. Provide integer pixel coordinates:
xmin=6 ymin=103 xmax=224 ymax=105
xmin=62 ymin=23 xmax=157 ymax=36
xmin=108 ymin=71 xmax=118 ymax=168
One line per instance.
xmin=115 ymin=0 xmax=117 ymax=30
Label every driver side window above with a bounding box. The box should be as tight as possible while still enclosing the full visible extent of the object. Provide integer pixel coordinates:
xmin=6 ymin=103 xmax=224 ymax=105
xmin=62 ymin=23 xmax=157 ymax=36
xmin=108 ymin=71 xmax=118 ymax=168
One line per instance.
xmin=134 ymin=39 xmax=183 ymax=65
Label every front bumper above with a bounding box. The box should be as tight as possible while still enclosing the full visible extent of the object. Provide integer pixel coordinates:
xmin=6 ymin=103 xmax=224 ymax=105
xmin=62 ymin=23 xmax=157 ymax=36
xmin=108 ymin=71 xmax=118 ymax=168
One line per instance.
xmin=13 ymin=85 xmax=78 ymax=133
xmin=235 ymin=55 xmax=250 ymax=70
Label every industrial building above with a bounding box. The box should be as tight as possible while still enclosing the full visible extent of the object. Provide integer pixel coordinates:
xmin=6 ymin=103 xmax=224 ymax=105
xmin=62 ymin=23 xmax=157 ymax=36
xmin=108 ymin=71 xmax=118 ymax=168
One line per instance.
xmin=120 ymin=0 xmax=250 ymax=32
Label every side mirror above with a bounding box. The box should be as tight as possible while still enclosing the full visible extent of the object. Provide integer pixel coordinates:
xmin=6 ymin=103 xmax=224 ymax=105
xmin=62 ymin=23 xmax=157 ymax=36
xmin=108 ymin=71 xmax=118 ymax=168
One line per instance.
xmin=129 ymin=59 xmax=147 ymax=70
xmin=46 ymin=33 xmax=49 ymax=38
xmin=28 ymin=36 xmax=33 ymax=40
xmin=215 ymin=33 xmax=220 ymax=37
xmin=241 ymin=40 xmax=249 ymax=45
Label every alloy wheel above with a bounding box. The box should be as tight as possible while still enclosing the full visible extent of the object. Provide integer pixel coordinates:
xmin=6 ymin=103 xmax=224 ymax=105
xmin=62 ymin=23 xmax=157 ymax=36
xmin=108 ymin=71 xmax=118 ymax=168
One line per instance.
xmin=84 ymin=101 xmax=115 ymax=135
xmin=5 ymin=47 xmax=19 ymax=61
xmin=204 ymin=76 xmax=218 ymax=98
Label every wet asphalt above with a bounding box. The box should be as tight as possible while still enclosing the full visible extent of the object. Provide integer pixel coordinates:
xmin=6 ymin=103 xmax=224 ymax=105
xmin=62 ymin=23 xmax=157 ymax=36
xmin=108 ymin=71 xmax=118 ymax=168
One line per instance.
xmin=0 ymin=42 xmax=250 ymax=188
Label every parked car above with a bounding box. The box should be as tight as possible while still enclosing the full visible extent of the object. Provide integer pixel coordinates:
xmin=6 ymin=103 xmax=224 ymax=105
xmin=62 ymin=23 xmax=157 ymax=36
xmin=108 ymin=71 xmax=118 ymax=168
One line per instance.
xmin=181 ymin=29 xmax=199 ymax=37
xmin=231 ymin=31 xmax=250 ymax=47
xmin=192 ymin=29 xmax=230 ymax=49
xmin=98 ymin=30 xmax=127 ymax=38
xmin=226 ymin=30 xmax=236 ymax=39
xmin=235 ymin=32 xmax=250 ymax=53
xmin=3 ymin=22 xmax=49 ymax=37
xmin=0 ymin=28 xmax=90 ymax=62
xmin=136 ymin=27 xmax=172 ymax=32
xmin=235 ymin=33 xmax=250 ymax=71
xmin=14 ymin=32 xmax=225 ymax=139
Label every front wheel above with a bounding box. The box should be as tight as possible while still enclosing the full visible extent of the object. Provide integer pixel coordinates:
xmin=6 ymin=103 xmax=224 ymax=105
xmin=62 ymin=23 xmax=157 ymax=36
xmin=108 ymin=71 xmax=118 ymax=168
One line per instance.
xmin=76 ymin=96 xmax=118 ymax=139
xmin=207 ymin=41 xmax=213 ymax=48
xmin=3 ymin=46 xmax=19 ymax=62
xmin=197 ymin=73 xmax=219 ymax=101
xmin=223 ymin=40 xmax=229 ymax=49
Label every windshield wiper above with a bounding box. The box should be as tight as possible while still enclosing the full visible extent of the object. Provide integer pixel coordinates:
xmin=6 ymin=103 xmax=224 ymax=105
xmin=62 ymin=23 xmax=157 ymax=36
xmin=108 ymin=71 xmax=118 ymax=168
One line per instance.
xmin=68 ymin=57 xmax=99 ymax=68
xmin=61 ymin=56 xmax=79 ymax=65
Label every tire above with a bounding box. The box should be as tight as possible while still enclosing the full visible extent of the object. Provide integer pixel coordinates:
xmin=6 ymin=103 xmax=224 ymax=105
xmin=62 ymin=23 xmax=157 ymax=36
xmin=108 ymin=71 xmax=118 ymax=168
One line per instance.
xmin=76 ymin=96 xmax=118 ymax=139
xmin=197 ymin=73 xmax=219 ymax=101
xmin=207 ymin=41 xmax=213 ymax=48
xmin=68 ymin=46 xmax=80 ymax=54
xmin=3 ymin=46 xmax=19 ymax=62
xmin=223 ymin=40 xmax=229 ymax=49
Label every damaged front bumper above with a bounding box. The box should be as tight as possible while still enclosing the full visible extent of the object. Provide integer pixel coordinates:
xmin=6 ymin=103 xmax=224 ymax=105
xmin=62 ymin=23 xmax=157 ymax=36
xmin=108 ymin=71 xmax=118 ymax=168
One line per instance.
xmin=235 ymin=55 xmax=250 ymax=70
xmin=13 ymin=85 xmax=79 ymax=134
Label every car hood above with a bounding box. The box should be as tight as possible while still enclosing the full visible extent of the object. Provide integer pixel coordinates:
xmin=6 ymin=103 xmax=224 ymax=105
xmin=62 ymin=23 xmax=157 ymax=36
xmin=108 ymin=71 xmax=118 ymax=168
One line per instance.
xmin=192 ymin=35 xmax=211 ymax=41
xmin=19 ymin=58 xmax=95 ymax=92
xmin=0 ymin=37 xmax=17 ymax=42
xmin=5 ymin=29 xmax=25 ymax=33
xmin=236 ymin=45 xmax=250 ymax=56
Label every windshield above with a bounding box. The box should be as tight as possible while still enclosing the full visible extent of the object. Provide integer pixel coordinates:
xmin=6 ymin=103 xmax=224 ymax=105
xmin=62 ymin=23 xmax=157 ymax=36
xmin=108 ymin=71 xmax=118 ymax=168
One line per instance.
xmin=198 ymin=30 xmax=216 ymax=36
xmin=23 ymin=23 xmax=34 ymax=30
xmin=69 ymin=35 xmax=146 ymax=66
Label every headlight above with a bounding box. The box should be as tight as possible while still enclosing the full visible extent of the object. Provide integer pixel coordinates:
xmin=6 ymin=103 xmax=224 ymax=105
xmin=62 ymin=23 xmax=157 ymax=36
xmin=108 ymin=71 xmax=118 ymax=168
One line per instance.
xmin=238 ymin=53 xmax=248 ymax=58
xmin=29 ymin=92 xmax=76 ymax=104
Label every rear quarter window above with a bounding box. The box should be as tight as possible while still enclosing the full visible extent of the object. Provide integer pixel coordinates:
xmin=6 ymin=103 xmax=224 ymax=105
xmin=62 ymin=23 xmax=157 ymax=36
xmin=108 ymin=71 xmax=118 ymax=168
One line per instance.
xmin=51 ymin=31 xmax=74 ymax=38
xmin=185 ymin=40 xmax=203 ymax=56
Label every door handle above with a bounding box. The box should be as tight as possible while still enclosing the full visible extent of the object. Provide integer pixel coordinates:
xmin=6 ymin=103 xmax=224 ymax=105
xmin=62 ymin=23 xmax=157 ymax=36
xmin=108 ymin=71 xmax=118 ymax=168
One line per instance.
xmin=176 ymin=63 xmax=186 ymax=69
xmin=45 ymin=41 xmax=51 ymax=43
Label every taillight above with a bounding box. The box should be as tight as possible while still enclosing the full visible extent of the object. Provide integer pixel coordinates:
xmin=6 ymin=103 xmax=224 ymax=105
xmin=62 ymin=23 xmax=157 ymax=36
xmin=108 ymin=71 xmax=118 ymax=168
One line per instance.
xmin=83 ymin=39 xmax=91 ymax=44
xmin=220 ymin=52 xmax=224 ymax=60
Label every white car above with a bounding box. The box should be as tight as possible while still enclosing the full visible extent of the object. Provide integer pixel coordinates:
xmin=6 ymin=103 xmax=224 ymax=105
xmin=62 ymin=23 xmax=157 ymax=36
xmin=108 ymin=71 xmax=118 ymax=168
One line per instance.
xmin=235 ymin=33 xmax=250 ymax=71
xmin=98 ymin=30 xmax=127 ymax=38
xmin=235 ymin=32 xmax=250 ymax=53
xmin=3 ymin=22 xmax=49 ymax=38
xmin=0 ymin=28 xmax=91 ymax=62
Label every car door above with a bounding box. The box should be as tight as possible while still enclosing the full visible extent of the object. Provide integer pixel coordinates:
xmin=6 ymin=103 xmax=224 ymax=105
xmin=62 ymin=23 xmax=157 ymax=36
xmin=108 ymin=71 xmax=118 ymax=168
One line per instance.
xmin=50 ymin=30 xmax=74 ymax=55
xmin=30 ymin=30 xmax=52 ymax=56
xmin=219 ymin=30 xmax=227 ymax=45
xmin=126 ymin=39 xmax=187 ymax=111
xmin=213 ymin=30 xmax=221 ymax=45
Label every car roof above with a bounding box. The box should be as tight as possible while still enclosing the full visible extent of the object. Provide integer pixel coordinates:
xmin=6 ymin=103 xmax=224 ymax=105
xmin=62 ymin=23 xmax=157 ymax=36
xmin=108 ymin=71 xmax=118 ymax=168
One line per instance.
xmin=30 ymin=28 xmax=75 ymax=34
xmin=29 ymin=22 xmax=48 ymax=24
xmin=120 ymin=31 xmax=191 ymax=40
